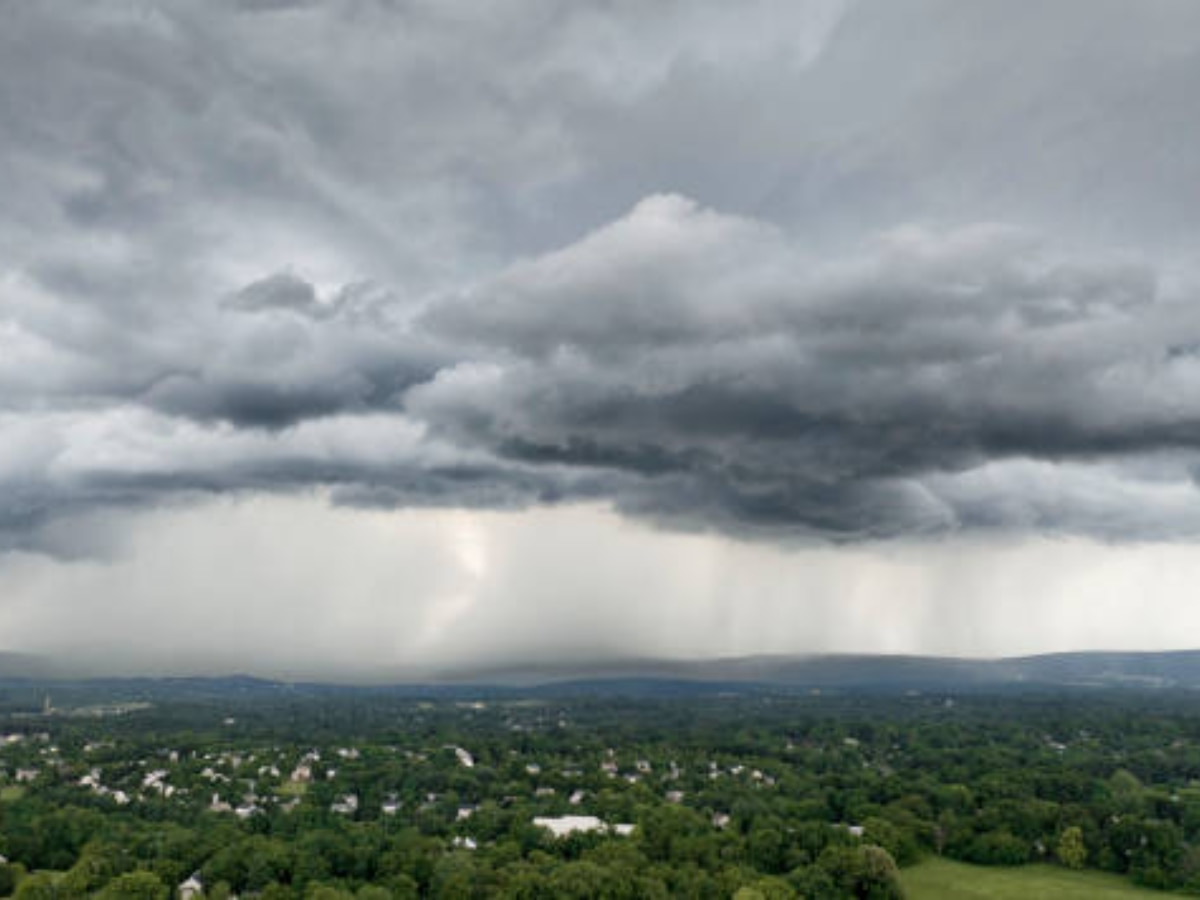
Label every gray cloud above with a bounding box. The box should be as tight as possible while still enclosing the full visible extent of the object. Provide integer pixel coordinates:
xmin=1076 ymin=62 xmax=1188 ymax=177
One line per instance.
xmin=4 ymin=1 xmax=1200 ymax=554
xmin=414 ymin=197 xmax=1200 ymax=538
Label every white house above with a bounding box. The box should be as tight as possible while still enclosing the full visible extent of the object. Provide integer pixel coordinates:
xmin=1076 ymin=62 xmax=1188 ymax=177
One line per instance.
xmin=532 ymin=816 xmax=634 ymax=839
xmin=178 ymin=873 xmax=203 ymax=900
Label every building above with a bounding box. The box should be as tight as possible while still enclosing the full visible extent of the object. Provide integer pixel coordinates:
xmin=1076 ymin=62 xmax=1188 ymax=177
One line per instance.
xmin=178 ymin=873 xmax=203 ymax=900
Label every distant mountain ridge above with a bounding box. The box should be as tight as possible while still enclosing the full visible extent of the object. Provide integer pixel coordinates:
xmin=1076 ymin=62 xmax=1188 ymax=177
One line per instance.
xmin=5 ymin=650 xmax=1200 ymax=694
xmin=0 ymin=651 xmax=65 ymax=680
xmin=430 ymin=650 xmax=1200 ymax=691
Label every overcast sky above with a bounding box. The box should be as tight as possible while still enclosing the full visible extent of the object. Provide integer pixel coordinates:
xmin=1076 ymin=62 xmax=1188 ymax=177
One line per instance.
xmin=3 ymin=0 xmax=1200 ymax=679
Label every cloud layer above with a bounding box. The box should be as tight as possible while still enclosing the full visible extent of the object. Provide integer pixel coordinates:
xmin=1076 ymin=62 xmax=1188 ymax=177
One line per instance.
xmin=4 ymin=1 xmax=1200 ymax=555
xmin=6 ymin=194 xmax=1200 ymax=551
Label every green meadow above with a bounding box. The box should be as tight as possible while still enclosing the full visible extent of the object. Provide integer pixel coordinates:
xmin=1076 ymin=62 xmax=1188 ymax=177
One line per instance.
xmin=902 ymin=858 xmax=1184 ymax=900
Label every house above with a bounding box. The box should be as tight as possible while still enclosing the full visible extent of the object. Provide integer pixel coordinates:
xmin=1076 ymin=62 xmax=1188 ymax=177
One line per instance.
xmin=533 ymin=815 xmax=606 ymax=838
xmin=178 ymin=873 xmax=203 ymax=900
xmin=533 ymin=817 xmax=636 ymax=838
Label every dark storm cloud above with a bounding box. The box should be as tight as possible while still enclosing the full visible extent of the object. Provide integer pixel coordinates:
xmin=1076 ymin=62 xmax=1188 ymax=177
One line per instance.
xmin=141 ymin=282 xmax=446 ymax=428
xmin=413 ymin=197 xmax=1200 ymax=539
xmin=4 ymin=1 xmax=1200 ymax=552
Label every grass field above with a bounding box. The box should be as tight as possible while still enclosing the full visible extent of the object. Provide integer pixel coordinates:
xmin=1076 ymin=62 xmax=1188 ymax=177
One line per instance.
xmin=902 ymin=858 xmax=1181 ymax=899
xmin=0 ymin=785 xmax=24 ymax=801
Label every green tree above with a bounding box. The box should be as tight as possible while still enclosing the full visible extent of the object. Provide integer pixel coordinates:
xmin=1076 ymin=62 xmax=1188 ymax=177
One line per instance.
xmin=1056 ymin=826 xmax=1086 ymax=870
xmin=60 ymin=840 xmax=126 ymax=897
xmin=306 ymin=886 xmax=355 ymax=900
xmin=96 ymin=871 xmax=169 ymax=900
xmin=386 ymin=874 xmax=420 ymax=900
xmin=13 ymin=874 xmax=58 ymax=900
xmin=747 ymin=825 xmax=787 ymax=874
xmin=818 ymin=844 xmax=906 ymax=899
xmin=430 ymin=854 xmax=477 ymax=900
xmin=1108 ymin=770 xmax=1145 ymax=815
xmin=734 ymin=876 xmax=796 ymax=899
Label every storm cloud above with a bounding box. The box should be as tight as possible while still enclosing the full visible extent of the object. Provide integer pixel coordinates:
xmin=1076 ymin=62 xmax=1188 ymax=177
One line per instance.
xmin=4 ymin=0 xmax=1200 ymax=557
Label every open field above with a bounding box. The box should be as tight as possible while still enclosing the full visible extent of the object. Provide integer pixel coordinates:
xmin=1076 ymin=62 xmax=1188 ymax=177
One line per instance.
xmin=902 ymin=858 xmax=1182 ymax=899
